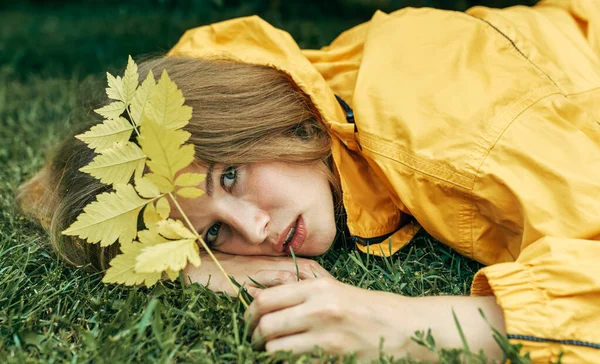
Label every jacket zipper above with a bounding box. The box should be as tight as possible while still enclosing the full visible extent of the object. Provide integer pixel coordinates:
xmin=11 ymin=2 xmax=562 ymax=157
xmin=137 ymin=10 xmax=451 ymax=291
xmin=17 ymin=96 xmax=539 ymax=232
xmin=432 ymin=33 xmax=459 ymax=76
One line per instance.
xmin=351 ymin=230 xmax=397 ymax=246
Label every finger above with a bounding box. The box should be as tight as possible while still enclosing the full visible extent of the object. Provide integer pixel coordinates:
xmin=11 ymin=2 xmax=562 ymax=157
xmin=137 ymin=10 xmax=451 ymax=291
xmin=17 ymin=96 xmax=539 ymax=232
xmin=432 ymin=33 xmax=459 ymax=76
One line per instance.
xmin=245 ymin=278 xmax=340 ymax=332
xmin=247 ymin=270 xmax=300 ymax=288
xmin=244 ymin=282 xmax=307 ymax=331
xmin=246 ymin=286 xmax=261 ymax=298
xmin=251 ymin=304 xmax=311 ymax=348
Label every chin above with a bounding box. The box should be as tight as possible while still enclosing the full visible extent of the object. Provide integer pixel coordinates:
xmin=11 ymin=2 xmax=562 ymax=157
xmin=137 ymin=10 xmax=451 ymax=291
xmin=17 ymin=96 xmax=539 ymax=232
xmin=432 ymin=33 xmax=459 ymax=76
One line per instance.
xmin=302 ymin=237 xmax=335 ymax=257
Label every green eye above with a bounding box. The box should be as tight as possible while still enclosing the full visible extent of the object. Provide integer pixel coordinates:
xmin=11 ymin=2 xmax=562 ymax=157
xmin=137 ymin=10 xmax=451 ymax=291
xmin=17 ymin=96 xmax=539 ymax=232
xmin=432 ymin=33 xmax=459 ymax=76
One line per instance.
xmin=221 ymin=166 xmax=238 ymax=190
xmin=205 ymin=222 xmax=221 ymax=244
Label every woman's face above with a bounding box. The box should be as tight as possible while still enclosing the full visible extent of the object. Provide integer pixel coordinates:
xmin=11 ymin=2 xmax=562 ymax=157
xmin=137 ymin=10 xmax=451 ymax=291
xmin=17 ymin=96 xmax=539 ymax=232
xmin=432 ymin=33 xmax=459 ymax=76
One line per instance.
xmin=172 ymin=161 xmax=337 ymax=256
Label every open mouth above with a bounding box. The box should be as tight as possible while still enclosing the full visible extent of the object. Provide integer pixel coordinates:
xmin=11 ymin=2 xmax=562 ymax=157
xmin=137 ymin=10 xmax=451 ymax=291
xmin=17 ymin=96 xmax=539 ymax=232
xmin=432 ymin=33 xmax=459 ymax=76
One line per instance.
xmin=282 ymin=220 xmax=298 ymax=248
xmin=282 ymin=216 xmax=306 ymax=254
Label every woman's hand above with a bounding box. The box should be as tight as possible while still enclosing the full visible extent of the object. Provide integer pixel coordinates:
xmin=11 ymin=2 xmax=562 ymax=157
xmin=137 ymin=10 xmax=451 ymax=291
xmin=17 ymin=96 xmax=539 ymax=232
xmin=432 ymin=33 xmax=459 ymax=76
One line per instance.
xmin=183 ymin=251 xmax=332 ymax=297
xmin=244 ymin=278 xmax=410 ymax=359
xmin=244 ymin=278 xmax=506 ymax=361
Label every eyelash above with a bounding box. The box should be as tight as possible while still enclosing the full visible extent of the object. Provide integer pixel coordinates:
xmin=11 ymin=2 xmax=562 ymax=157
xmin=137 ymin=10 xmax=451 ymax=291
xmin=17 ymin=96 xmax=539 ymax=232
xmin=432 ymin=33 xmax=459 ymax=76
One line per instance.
xmin=220 ymin=165 xmax=238 ymax=191
xmin=204 ymin=165 xmax=239 ymax=246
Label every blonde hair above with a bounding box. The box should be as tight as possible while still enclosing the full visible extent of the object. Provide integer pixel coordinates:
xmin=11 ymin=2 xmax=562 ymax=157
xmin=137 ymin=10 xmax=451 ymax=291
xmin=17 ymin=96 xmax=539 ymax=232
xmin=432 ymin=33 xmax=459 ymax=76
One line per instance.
xmin=17 ymin=56 xmax=339 ymax=271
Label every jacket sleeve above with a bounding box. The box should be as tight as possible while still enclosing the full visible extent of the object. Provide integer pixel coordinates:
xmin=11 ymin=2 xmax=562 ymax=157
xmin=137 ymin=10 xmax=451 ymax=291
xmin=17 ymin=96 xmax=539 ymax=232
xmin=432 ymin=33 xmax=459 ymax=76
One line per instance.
xmin=471 ymin=238 xmax=600 ymax=362
xmin=468 ymin=87 xmax=600 ymax=362
xmin=463 ymin=2 xmax=600 ymax=361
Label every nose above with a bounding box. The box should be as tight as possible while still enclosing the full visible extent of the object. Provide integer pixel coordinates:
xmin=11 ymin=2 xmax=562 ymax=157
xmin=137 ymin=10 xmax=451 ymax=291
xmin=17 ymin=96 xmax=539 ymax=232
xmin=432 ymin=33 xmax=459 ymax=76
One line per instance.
xmin=223 ymin=200 xmax=270 ymax=245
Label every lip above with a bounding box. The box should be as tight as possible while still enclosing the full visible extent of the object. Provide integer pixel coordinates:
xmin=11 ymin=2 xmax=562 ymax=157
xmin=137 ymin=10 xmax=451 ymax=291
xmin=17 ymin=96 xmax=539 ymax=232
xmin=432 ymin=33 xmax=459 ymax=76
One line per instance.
xmin=282 ymin=216 xmax=306 ymax=255
xmin=277 ymin=217 xmax=298 ymax=253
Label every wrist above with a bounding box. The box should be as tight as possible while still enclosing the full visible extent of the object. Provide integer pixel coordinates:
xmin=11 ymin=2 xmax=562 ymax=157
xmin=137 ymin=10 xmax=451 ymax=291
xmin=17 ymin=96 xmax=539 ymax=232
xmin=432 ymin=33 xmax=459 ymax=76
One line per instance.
xmin=373 ymin=294 xmax=505 ymax=361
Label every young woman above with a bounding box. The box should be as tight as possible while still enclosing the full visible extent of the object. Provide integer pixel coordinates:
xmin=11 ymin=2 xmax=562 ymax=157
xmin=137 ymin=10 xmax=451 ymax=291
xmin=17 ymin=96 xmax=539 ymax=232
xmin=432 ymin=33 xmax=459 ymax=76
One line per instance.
xmin=19 ymin=0 xmax=600 ymax=361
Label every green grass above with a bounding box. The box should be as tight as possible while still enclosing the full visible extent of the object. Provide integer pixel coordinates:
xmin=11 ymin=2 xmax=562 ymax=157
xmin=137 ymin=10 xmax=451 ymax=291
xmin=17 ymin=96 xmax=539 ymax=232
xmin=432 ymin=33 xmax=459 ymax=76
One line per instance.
xmin=1 ymin=1 xmax=535 ymax=362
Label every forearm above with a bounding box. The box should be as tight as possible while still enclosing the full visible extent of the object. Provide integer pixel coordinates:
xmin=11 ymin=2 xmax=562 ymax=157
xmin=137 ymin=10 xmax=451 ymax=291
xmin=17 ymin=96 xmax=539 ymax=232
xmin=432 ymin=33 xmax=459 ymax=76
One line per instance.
xmin=393 ymin=294 xmax=506 ymax=361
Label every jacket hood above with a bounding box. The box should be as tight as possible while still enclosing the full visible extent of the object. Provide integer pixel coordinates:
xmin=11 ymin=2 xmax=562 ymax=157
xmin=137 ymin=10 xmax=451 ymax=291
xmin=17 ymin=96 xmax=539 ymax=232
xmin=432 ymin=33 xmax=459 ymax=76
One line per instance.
xmin=167 ymin=15 xmax=350 ymax=142
xmin=168 ymin=15 xmax=413 ymax=252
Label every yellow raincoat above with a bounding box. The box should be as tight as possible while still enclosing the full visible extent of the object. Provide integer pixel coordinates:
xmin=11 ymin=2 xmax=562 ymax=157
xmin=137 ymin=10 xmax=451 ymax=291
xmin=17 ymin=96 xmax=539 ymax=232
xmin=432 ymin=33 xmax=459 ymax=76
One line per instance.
xmin=169 ymin=0 xmax=600 ymax=361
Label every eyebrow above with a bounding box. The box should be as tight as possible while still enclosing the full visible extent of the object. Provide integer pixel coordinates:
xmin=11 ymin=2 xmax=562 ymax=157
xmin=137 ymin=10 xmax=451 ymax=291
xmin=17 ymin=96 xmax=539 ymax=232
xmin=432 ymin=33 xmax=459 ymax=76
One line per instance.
xmin=205 ymin=164 xmax=215 ymax=197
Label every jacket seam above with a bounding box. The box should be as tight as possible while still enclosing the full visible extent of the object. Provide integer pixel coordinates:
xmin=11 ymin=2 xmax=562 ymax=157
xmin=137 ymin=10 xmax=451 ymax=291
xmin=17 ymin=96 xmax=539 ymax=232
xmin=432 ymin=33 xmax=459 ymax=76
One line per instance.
xmin=564 ymin=85 xmax=600 ymax=97
xmin=359 ymin=134 xmax=474 ymax=190
xmin=507 ymin=334 xmax=600 ymax=350
xmin=470 ymin=9 xmax=600 ymax=97
xmin=359 ymin=134 xmax=474 ymax=256
xmin=464 ymin=12 xmax=562 ymax=92
xmin=469 ymin=88 xmax=561 ymax=261
xmin=474 ymin=95 xmax=557 ymax=358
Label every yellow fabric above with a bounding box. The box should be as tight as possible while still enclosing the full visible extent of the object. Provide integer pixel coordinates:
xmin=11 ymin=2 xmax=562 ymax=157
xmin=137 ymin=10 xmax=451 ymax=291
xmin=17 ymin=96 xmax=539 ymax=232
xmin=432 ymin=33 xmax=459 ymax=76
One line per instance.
xmin=168 ymin=1 xmax=600 ymax=361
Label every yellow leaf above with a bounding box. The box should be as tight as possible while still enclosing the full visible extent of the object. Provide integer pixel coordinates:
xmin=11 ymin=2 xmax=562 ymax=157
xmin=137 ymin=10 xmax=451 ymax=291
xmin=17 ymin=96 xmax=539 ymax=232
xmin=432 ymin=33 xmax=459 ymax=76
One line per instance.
xmin=130 ymin=70 xmax=155 ymax=126
xmin=75 ymin=117 xmax=134 ymax=152
xmin=155 ymin=197 xmax=170 ymax=219
xmin=80 ymin=142 xmax=146 ymax=185
xmin=95 ymin=101 xmax=126 ymax=120
xmin=176 ymin=187 xmax=205 ymax=199
xmin=106 ymin=72 xmax=125 ymax=101
xmin=122 ymin=55 xmax=138 ymax=106
xmin=102 ymin=229 xmax=168 ymax=287
xmin=135 ymin=239 xmax=200 ymax=273
xmin=138 ymin=228 xmax=169 ymax=245
xmin=165 ymin=269 xmax=179 ymax=282
xmin=135 ymin=176 xmax=161 ymax=199
xmin=145 ymin=173 xmax=174 ymax=194
xmin=143 ymin=203 xmax=161 ymax=231
xmin=62 ymin=184 xmax=151 ymax=247
xmin=175 ymin=172 xmax=205 ymax=187
xmin=138 ymin=118 xmax=194 ymax=183
xmin=157 ymin=219 xmax=196 ymax=240
xmin=103 ymin=240 xmax=162 ymax=287
xmin=146 ymin=69 xmax=193 ymax=130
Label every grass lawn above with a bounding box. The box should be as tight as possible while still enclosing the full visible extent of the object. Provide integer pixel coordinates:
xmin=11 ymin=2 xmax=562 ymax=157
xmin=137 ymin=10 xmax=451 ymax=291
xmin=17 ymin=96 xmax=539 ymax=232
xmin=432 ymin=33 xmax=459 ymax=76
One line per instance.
xmin=0 ymin=1 xmax=534 ymax=362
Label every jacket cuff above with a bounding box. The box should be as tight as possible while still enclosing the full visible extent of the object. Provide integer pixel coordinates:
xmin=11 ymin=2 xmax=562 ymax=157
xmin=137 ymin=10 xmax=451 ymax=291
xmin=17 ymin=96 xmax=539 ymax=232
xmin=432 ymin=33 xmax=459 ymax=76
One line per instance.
xmin=472 ymin=263 xmax=556 ymax=361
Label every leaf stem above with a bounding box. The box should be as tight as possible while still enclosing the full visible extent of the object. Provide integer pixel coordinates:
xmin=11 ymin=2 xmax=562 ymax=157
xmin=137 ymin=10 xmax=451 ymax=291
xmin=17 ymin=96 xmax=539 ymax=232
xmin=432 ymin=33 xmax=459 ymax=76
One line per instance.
xmin=167 ymin=192 xmax=249 ymax=308
xmin=126 ymin=106 xmax=141 ymax=137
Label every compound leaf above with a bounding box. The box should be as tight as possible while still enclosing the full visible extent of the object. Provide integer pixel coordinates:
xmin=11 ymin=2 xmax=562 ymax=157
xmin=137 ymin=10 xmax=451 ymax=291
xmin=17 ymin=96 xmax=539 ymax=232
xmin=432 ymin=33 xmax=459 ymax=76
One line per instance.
xmin=62 ymin=184 xmax=152 ymax=247
xmin=157 ymin=219 xmax=196 ymax=240
xmin=146 ymin=69 xmax=192 ymax=130
xmin=106 ymin=72 xmax=125 ymax=101
xmin=175 ymin=172 xmax=205 ymax=187
xmin=80 ymin=142 xmax=146 ymax=185
xmin=130 ymin=70 xmax=155 ymax=126
xmin=75 ymin=117 xmax=134 ymax=152
xmin=103 ymin=240 xmax=162 ymax=287
xmin=135 ymin=176 xmax=162 ymax=199
xmin=155 ymin=197 xmax=170 ymax=219
xmin=138 ymin=118 xmax=194 ymax=185
xmin=135 ymin=238 xmax=200 ymax=273
xmin=165 ymin=269 xmax=179 ymax=282
xmin=176 ymin=187 xmax=204 ymax=198
xmin=122 ymin=55 xmax=138 ymax=106
xmin=103 ymin=229 xmax=169 ymax=287
xmin=145 ymin=173 xmax=174 ymax=194
xmin=143 ymin=203 xmax=162 ymax=231
xmin=95 ymin=101 xmax=126 ymax=120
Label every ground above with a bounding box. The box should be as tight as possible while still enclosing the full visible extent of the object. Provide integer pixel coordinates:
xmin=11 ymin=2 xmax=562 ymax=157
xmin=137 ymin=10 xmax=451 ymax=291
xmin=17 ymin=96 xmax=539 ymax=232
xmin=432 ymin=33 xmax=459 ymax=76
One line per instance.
xmin=0 ymin=1 xmax=534 ymax=362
